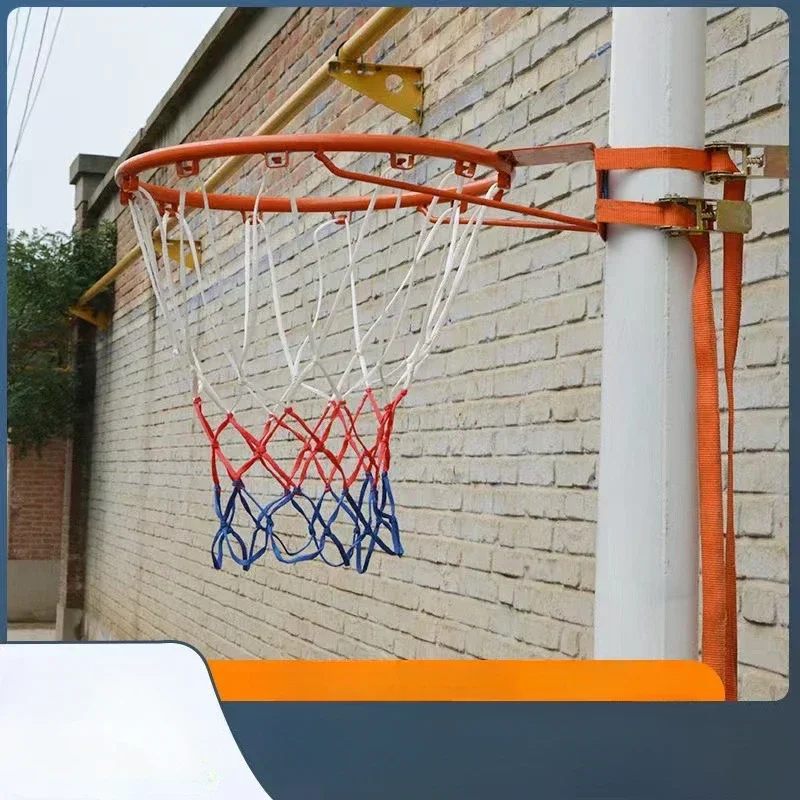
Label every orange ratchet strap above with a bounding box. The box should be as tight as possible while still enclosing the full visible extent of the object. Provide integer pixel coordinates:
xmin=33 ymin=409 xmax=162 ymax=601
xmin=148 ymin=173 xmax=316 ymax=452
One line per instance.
xmin=596 ymin=145 xmax=744 ymax=701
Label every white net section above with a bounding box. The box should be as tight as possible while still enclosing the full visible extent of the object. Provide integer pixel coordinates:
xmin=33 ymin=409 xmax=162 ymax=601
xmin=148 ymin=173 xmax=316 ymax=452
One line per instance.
xmin=128 ymin=160 xmax=496 ymax=416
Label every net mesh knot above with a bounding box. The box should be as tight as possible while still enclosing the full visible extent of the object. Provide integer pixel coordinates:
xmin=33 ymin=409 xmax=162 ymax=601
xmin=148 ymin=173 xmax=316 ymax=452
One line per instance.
xmin=194 ymin=389 xmax=407 ymax=573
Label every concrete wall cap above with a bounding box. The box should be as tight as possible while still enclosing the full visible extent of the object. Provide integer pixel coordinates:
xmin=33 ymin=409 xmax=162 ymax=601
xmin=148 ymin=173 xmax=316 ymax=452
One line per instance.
xmin=69 ymin=154 xmax=118 ymax=185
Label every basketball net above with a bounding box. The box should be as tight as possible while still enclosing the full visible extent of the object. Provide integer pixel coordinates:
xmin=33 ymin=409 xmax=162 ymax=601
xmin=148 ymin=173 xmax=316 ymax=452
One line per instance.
xmin=125 ymin=156 xmax=496 ymax=572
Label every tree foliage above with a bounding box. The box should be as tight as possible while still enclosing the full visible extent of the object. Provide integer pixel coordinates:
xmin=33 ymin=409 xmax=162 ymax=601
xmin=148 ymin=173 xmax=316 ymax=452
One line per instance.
xmin=7 ymin=224 xmax=116 ymax=454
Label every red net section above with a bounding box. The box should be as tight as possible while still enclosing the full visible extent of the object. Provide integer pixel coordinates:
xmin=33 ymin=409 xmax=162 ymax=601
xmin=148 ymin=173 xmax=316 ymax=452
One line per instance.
xmin=193 ymin=388 xmax=407 ymax=573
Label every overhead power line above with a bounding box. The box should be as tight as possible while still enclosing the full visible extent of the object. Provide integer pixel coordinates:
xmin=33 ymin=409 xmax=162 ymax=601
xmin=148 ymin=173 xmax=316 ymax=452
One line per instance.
xmin=7 ymin=8 xmax=20 ymax=67
xmin=7 ymin=8 xmax=64 ymax=182
xmin=7 ymin=7 xmax=32 ymax=106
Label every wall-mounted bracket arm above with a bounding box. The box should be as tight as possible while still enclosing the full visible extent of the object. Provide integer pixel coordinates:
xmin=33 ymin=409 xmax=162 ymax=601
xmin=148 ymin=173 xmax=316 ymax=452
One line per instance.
xmin=328 ymin=59 xmax=423 ymax=124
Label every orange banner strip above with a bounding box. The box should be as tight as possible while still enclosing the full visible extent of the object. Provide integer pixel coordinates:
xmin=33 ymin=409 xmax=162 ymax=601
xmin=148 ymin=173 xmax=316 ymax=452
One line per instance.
xmin=209 ymin=660 xmax=724 ymax=702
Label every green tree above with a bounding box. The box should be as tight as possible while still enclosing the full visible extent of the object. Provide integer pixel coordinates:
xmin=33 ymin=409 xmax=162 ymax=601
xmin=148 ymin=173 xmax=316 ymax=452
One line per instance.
xmin=7 ymin=224 xmax=116 ymax=454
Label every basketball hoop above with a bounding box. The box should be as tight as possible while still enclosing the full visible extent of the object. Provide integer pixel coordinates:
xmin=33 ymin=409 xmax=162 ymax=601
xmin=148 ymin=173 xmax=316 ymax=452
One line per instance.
xmin=117 ymin=133 xmax=593 ymax=573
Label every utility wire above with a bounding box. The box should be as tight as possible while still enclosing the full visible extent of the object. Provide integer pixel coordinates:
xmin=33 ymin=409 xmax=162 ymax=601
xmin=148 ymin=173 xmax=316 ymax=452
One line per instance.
xmin=6 ymin=7 xmax=32 ymax=106
xmin=13 ymin=8 xmax=62 ymax=145
xmin=7 ymin=8 xmax=63 ymax=182
xmin=14 ymin=8 xmax=50 ymax=129
xmin=7 ymin=8 xmax=20 ymax=67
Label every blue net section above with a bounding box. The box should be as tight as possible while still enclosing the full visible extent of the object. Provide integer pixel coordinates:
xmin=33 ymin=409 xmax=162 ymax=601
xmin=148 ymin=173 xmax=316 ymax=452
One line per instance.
xmin=209 ymin=471 xmax=403 ymax=574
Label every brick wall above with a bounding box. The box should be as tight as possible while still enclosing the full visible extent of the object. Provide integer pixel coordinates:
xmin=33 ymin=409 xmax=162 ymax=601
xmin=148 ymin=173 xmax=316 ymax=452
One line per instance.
xmin=82 ymin=7 xmax=788 ymax=699
xmin=8 ymin=439 xmax=68 ymax=561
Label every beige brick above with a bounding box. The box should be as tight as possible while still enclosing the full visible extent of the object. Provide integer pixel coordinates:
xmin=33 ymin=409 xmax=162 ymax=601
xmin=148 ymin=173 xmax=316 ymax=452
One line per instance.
xmin=559 ymin=626 xmax=580 ymax=657
xmin=740 ymin=667 xmax=788 ymax=701
xmin=553 ymin=522 xmax=595 ymax=555
xmin=491 ymin=548 xmax=524 ymax=578
xmin=745 ymin=63 xmax=789 ymax=118
xmin=514 ymin=613 xmax=562 ymax=651
xmin=564 ymin=52 xmax=608 ymax=104
xmin=555 ymin=455 xmax=596 ymax=488
xmin=497 ymin=517 xmax=553 ymax=551
xmin=557 ymin=320 xmax=602 ymax=357
xmin=526 ymin=552 xmax=581 ymax=588
xmin=533 ymin=585 xmax=594 ymax=627
xmin=741 ymin=585 xmax=777 ymax=625
xmin=518 ymin=457 xmax=555 ymax=487
xmin=738 ymin=622 xmax=788 ymax=675
xmin=734 ymin=409 xmax=785 ymax=452
xmin=539 ymin=7 xmax=570 ymax=30
xmin=748 ymin=196 xmax=789 ymax=240
xmin=741 ymin=328 xmax=781 ymax=367
xmin=741 ymin=27 xmax=788 ymax=81
xmin=738 ymin=542 xmax=788 ymax=583
xmin=748 ymin=7 xmax=788 ymax=38
xmin=735 ymin=367 xmax=788 ymax=410
xmin=707 ymin=50 xmax=739 ymax=98
xmin=735 ymin=452 xmax=788 ymax=494
xmin=776 ymin=589 xmax=788 ymax=628
xmin=436 ymin=622 xmax=466 ymax=652
xmin=707 ymin=7 xmax=749 ymax=58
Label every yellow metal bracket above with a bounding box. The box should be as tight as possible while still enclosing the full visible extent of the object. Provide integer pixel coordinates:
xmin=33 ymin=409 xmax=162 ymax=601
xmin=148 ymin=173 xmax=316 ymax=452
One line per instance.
xmin=152 ymin=233 xmax=202 ymax=271
xmin=328 ymin=59 xmax=423 ymax=124
xmin=69 ymin=304 xmax=110 ymax=330
xmin=68 ymin=232 xmax=201 ymax=329
xmin=705 ymin=143 xmax=790 ymax=182
xmin=656 ymin=196 xmax=753 ymax=236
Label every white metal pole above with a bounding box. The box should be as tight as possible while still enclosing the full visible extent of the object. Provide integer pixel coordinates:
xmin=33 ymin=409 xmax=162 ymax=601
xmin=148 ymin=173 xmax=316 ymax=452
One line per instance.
xmin=594 ymin=7 xmax=706 ymax=660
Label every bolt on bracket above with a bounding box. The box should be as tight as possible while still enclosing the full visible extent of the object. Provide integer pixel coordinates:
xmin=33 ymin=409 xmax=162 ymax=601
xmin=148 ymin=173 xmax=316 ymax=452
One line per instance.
xmin=705 ymin=143 xmax=789 ymax=182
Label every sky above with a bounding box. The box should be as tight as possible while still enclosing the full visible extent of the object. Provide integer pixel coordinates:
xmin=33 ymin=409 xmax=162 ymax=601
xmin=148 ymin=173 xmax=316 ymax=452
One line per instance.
xmin=6 ymin=6 xmax=224 ymax=234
